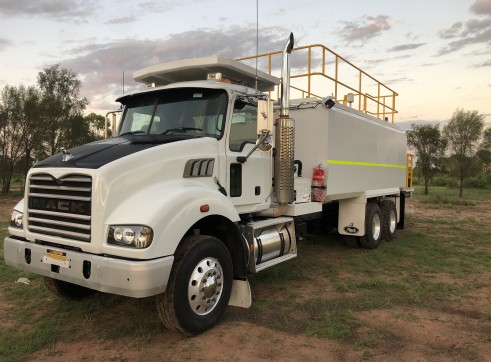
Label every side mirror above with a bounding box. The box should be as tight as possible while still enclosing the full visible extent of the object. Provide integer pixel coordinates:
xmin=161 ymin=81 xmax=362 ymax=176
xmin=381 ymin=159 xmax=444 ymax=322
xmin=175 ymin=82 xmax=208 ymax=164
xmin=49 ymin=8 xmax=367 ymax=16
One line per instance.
xmin=257 ymin=100 xmax=273 ymax=136
xmin=256 ymin=100 xmax=274 ymax=152
xmin=105 ymin=110 xmax=122 ymax=138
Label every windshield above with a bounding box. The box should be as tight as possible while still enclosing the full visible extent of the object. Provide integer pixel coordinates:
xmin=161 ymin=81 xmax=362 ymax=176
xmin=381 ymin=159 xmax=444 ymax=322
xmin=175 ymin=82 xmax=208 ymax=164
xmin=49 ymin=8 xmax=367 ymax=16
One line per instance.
xmin=118 ymin=88 xmax=228 ymax=139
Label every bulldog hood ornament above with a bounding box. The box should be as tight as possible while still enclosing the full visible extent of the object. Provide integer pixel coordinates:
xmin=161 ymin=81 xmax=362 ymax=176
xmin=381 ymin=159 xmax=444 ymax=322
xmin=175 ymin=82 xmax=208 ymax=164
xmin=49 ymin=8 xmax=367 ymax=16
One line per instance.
xmin=61 ymin=148 xmax=74 ymax=162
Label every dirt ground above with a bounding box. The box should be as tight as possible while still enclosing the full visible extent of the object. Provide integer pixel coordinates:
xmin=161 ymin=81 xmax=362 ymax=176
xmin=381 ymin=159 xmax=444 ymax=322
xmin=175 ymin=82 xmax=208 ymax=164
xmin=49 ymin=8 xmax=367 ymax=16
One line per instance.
xmin=1 ymin=195 xmax=490 ymax=361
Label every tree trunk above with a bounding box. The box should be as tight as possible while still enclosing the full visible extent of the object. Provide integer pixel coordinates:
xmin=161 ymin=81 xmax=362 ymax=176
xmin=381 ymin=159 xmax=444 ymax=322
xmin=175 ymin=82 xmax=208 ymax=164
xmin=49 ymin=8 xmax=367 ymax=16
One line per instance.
xmin=459 ymin=175 xmax=464 ymax=197
xmin=24 ymin=149 xmax=31 ymax=176
xmin=2 ymin=163 xmax=14 ymax=194
xmin=424 ymin=176 xmax=429 ymax=195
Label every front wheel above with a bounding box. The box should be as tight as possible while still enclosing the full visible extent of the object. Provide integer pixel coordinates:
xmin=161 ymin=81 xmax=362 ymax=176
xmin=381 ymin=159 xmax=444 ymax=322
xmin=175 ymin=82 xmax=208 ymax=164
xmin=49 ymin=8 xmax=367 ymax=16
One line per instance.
xmin=156 ymin=235 xmax=233 ymax=335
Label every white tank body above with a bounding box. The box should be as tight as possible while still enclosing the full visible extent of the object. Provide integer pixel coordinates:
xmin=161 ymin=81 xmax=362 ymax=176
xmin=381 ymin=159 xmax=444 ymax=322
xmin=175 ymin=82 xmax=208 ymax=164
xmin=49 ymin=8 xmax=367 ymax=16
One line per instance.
xmin=291 ymin=100 xmax=407 ymax=201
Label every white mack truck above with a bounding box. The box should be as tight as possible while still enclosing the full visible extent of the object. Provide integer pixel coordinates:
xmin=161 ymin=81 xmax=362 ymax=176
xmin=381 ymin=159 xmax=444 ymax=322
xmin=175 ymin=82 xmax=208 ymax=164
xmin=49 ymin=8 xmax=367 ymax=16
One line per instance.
xmin=4 ymin=34 xmax=413 ymax=334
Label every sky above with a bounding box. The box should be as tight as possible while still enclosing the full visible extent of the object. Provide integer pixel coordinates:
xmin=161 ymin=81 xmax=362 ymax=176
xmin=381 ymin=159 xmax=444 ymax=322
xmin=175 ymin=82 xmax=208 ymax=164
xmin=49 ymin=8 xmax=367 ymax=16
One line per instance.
xmin=0 ymin=0 xmax=490 ymax=127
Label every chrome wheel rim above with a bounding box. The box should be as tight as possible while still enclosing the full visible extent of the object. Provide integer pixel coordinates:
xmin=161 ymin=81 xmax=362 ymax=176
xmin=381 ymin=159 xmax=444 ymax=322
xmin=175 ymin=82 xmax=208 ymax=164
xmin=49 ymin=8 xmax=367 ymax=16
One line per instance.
xmin=188 ymin=257 xmax=224 ymax=316
xmin=389 ymin=209 xmax=397 ymax=234
xmin=372 ymin=213 xmax=381 ymax=240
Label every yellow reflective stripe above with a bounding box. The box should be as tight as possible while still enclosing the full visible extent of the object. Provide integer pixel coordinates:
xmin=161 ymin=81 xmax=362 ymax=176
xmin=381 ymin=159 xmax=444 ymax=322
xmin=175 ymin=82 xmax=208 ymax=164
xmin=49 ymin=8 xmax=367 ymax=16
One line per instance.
xmin=327 ymin=160 xmax=406 ymax=169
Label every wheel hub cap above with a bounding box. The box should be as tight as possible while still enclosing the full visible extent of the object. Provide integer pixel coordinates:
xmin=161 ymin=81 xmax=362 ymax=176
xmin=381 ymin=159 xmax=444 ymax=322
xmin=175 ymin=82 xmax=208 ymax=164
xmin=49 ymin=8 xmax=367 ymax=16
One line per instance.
xmin=373 ymin=213 xmax=381 ymax=240
xmin=390 ymin=209 xmax=397 ymax=233
xmin=188 ymin=257 xmax=223 ymax=316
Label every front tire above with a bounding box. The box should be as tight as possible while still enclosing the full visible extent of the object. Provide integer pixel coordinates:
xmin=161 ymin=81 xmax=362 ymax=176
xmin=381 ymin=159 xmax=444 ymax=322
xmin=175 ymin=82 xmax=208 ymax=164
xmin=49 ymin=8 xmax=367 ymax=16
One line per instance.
xmin=44 ymin=277 xmax=95 ymax=299
xmin=359 ymin=203 xmax=382 ymax=249
xmin=156 ymin=235 xmax=233 ymax=335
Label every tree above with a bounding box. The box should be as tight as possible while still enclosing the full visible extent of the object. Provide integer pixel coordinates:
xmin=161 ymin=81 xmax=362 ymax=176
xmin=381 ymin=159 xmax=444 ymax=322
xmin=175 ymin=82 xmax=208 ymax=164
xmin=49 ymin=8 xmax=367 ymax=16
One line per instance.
xmin=477 ymin=128 xmax=491 ymax=173
xmin=62 ymin=113 xmax=110 ymax=148
xmin=19 ymin=85 xmax=46 ymax=175
xmin=37 ymin=64 xmax=88 ymax=155
xmin=482 ymin=128 xmax=491 ymax=150
xmin=407 ymin=124 xmax=447 ymax=195
xmin=0 ymin=85 xmax=25 ymax=193
xmin=84 ymin=112 xmax=109 ymax=140
xmin=443 ymin=109 xmax=485 ymax=197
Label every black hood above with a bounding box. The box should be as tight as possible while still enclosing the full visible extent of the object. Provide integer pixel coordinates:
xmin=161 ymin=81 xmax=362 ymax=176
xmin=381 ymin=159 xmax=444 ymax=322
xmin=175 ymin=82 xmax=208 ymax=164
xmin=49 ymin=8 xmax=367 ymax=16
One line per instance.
xmin=33 ymin=134 xmax=200 ymax=169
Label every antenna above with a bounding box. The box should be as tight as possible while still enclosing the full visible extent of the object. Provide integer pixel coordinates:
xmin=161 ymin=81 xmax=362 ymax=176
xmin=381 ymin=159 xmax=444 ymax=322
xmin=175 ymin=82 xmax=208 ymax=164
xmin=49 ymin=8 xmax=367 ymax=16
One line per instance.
xmin=255 ymin=0 xmax=259 ymax=90
xmin=121 ymin=48 xmax=125 ymax=94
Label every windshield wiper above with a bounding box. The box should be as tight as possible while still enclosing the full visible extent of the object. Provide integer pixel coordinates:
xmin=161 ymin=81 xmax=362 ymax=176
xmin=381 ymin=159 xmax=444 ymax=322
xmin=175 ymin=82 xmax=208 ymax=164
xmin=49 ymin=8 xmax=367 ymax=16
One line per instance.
xmin=119 ymin=130 xmax=146 ymax=137
xmin=161 ymin=127 xmax=202 ymax=134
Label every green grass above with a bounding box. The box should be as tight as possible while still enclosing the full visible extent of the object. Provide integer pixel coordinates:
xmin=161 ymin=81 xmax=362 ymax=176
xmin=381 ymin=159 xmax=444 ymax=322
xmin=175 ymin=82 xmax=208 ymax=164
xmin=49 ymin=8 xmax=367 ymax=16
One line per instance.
xmin=414 ymin=185 xmax=491 ymax=203
xmin=1 ymin=188 xmax=491 ymax=360
xmin=231 ymin=187 xmax=491 ymax=352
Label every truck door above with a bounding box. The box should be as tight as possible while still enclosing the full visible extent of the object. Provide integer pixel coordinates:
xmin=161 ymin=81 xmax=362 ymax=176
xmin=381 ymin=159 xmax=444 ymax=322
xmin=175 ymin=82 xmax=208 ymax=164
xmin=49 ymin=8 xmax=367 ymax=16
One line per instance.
xmin=226 ymin=98 xmax=272 ymax=211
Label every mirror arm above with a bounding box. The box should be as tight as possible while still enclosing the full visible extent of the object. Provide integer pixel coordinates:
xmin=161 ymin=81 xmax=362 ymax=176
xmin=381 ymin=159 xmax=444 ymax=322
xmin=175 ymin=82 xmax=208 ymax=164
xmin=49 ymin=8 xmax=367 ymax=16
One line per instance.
xmin=237 ymin=132 xmax=269 ymax=164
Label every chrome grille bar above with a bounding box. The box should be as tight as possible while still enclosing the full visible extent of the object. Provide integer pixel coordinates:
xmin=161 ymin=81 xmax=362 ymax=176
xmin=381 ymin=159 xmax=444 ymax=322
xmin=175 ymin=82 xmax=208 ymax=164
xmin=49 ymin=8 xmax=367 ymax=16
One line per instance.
xmin=28 ymin=192 xmax=92 ymax=202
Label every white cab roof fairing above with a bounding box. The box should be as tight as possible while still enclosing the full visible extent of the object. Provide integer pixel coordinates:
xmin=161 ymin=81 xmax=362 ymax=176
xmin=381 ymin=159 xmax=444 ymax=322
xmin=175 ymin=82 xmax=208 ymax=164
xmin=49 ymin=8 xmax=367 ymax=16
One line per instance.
xmin=133 ymin=56 xmax=280 ymax=92
xmin=116 ymin=80 xmax=264 ymax=104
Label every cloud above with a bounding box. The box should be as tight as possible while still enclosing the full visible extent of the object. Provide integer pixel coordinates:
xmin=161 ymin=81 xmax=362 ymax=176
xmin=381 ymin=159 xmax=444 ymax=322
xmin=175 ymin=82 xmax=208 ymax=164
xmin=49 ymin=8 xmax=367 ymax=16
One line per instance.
xmin=363 ymin=58 xmax=386 ymax=66
xmin=138 ymin=0 xmax=197 ymax=12
xmin=339 ymin=15 xmax=392 ymax=44
xmin=106 ymin=16 xmax=137 ymax=25
xmin=437 ymin=17 xmax=491 ymax=55
xmin=104 ymin=0 xmax=204 ymax=24
xmin=473 ymin=60 xmax=491 ymax=67
xmin=470 ymin=0 xmax=491 ymax=15
xmin=0 ymin=38 xmax=11 ymax=51
xmin=388 ymin=43 xmax=425 ymax=52
xmin=384 ymin=77 xmax=413 ymax=85
xmin=439 ymin=22 xmax=463 ymax=39
xmin=405 ymin=32 xmax=420 ymax=42
xmin=0 ymin=0 xmax=99 ymax=21
xmin=54 ymin=26 xmax=288 ymax=110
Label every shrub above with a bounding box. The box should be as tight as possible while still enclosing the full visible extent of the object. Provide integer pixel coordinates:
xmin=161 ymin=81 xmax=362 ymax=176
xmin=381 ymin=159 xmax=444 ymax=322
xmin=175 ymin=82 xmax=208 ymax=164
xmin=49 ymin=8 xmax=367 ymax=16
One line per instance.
xmin=466 ymin=174 xmax=491 ymax=189
xmin=431 ymin=176 xmax=459 ymax=189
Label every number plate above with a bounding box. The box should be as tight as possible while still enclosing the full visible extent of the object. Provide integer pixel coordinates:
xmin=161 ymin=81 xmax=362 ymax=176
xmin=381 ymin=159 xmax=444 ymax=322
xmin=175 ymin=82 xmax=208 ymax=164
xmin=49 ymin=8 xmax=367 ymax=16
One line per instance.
xmin=43 ymin=249 xmax=69 ymax=268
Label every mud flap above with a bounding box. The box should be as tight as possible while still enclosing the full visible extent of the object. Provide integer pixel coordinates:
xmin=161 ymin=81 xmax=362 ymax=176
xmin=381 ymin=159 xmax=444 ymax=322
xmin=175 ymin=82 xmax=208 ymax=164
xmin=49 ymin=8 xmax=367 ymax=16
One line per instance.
xmin=228 ymin=278 xmax=252 ymax=308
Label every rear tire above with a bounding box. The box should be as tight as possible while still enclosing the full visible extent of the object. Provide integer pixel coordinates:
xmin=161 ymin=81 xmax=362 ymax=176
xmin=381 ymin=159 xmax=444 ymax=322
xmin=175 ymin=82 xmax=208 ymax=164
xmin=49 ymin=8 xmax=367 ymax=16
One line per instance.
xmin=359 ymin=203 xmax=382 ymax=249
xmin=44 ymin=277 xmax=95 ymax=299
xmin=381 ymin=200 xmax=397 ymax=241
xmin=156 ymin=235 xmax=233 ymax=335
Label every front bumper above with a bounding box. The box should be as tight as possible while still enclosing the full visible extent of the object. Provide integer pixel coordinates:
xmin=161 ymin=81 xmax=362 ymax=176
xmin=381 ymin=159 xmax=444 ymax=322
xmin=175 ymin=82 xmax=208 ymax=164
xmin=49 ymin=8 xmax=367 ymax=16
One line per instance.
xmin=3 ymin=236 xmax=174 ymax=298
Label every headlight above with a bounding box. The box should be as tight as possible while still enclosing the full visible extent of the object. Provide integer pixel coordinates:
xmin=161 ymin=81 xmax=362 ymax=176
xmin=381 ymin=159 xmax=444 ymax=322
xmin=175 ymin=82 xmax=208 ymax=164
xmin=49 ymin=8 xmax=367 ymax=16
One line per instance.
xmin=10 ymin=210 xmax=23 ymax=228
xmin=108 ymin=225 xmax=153 ymax=249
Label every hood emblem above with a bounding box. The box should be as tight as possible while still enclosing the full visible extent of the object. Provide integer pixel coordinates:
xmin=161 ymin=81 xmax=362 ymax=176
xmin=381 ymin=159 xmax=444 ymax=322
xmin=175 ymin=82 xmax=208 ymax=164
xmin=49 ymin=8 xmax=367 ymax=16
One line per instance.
xmin=61 ymin=149 xmax=74 ymax=162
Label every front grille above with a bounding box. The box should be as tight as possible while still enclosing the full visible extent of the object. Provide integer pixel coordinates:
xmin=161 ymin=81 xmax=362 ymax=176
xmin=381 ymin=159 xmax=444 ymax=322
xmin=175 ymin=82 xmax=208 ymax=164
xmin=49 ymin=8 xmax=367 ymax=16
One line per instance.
xmin=27 ymin=173 xmax=92 ymax=242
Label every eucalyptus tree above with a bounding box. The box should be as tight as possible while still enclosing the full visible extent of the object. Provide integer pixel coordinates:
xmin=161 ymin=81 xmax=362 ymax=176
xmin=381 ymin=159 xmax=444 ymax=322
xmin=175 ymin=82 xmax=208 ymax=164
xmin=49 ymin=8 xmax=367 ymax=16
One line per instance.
xmin=37 ymin=64 xmax=88 ymax=155
xmin=0 ymin=85 xmax=24 ymax=193
xmin=407 ymin=124 xmax=447 ymax=195
xmin=443 ymin=109 xmax=485 ymax=197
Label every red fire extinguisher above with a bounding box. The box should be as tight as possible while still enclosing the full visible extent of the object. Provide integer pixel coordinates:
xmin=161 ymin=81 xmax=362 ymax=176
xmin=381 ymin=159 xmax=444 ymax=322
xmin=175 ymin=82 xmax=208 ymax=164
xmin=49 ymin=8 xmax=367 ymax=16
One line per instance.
xmin=311 ymin=165 xmax=326 ymax=202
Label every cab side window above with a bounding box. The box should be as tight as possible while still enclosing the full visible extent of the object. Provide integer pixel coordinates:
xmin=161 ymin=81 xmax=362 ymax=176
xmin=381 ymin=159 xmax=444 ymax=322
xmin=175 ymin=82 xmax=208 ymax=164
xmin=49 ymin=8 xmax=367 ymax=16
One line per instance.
xmin=229 ymin=100 xmax=257 ymax=152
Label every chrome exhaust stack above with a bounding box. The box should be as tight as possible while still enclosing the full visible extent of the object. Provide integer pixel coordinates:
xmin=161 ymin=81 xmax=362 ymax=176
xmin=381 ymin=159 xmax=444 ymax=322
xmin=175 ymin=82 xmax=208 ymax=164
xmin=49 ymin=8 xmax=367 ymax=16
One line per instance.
xmin=275 ymin=33 xmax=295 ymax=205
xmin=280 ymin=32 xmax=294 ymax=117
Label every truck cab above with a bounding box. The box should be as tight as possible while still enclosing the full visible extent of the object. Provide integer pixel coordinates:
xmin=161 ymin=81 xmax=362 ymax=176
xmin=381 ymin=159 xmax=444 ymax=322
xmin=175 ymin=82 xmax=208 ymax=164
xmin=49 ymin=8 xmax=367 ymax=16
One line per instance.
xmin=4 ymin=51 xmax=297 ymax=334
